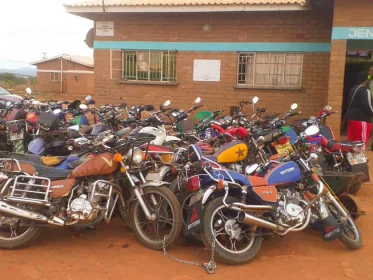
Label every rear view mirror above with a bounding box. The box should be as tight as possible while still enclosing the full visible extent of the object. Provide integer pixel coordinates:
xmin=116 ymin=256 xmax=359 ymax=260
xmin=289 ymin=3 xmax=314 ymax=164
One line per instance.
xmin=304 ymin=125 xmax=320 ymax=136
xmin=290 ymin=103 xmax=298 ymax=111
xmin=79 ymin=104 xmax=88 ymax=110
xmin=163 ymin=100 xmax=171 ymax=107
xmin=245 ymin=164 xmax=259 ymax=175
xmin=26 ymin=88 xmax=32 ymax=95
xmin=252 ymin=96 xmax=259 ymax=104
xmin=68 ymin=125 xmax=80 ymax=132
xmin=194 ymin=97 xmax=201 ymax=105
xmin=53 ymin=109 xmax=62 ymax=115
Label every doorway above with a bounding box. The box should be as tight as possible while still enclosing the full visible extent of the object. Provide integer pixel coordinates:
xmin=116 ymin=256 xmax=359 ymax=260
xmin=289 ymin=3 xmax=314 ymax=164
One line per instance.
xmin=341 ymin=51 xmax=373 ymax=135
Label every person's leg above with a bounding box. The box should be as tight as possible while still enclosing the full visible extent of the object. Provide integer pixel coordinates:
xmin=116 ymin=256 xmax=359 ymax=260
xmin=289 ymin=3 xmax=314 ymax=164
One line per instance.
xmin=347 ymin=120 xmax=362 ymax=142
xmin=364 ymin=122 xmax=372 ymax=145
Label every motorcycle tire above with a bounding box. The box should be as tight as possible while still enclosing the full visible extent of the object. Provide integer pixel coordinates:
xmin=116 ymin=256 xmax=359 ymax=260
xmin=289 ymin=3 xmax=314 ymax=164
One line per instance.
xmin=130 ymin=186 xmax=182 ymax=250
xmin=202 ymin=196 xmax=263 ymax=265
xmin=328 ymin=204 xmax=363 ymax=250
xmin=0 ymin=225 xmax=43 ymax=249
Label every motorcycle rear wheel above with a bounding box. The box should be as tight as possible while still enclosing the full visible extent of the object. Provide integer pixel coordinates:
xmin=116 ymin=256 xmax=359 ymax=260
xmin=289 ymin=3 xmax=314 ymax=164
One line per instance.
xmin=202 ymin=196 xmax=263 ymax=265
xmin=130 ymin=186 xmax=182 ymax=250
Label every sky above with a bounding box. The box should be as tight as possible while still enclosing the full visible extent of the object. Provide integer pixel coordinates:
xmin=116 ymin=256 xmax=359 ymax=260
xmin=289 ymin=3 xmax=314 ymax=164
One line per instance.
xmin=0 ymin=0 xmax=93 ymax=69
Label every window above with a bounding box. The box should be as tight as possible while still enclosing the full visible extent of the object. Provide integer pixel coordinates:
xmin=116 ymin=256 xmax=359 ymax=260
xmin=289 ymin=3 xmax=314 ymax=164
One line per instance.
xmin=237 ymin=52 xmax=303 ymax=87
xmin=50 ymin=72 xmax=59 ymax=82
xmin=122 ymin=51 xmax=176 ymax=82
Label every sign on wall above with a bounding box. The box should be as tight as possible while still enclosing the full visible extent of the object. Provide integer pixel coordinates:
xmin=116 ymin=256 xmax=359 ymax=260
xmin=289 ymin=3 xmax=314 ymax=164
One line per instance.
xmin=193 ymin=60 xmax=221 ymax=82
xmin=96 ymin=22 xmax=114 ymax=37
xmin=332 ymin=27 xmax=373 ymax=40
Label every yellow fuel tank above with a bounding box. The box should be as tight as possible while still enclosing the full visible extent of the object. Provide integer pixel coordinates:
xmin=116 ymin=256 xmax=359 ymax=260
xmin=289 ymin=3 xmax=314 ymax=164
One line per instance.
xmin=215 ymin=140 xmax=248 ymax=163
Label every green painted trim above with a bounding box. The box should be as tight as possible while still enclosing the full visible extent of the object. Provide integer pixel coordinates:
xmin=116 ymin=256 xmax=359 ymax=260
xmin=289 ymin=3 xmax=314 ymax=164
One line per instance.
xmin=94 ymin=41 xmax=331 ymax=52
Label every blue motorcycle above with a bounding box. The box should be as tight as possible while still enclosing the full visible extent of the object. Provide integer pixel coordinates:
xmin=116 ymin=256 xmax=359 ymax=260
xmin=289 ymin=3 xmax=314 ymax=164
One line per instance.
xmin=183 ymin=139 xmax=362 ymax=265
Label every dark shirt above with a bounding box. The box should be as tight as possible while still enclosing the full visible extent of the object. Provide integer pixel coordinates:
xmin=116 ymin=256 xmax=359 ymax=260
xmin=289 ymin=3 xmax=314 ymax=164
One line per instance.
xmin=345 ymin=84 xmax=373 ymax=123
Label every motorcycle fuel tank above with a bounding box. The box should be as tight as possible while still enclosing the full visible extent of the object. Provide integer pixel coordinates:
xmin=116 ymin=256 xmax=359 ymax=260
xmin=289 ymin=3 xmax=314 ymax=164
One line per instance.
xmin=265 ymin=161 xmax=302 ymax=186
xmin=214 ymin=140 xmax=248 ymax=163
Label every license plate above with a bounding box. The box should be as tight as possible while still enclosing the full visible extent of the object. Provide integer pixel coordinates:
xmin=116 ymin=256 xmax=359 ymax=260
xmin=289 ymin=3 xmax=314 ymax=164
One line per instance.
xmin=275 ymin=141 xmax=293 ymax=156
xmin=189 ymin=191 xmax=202 ymax=206
xmin=347 ymin=152 xmax=367 ymax=165
xmin=9 ymin=131 xmax=24 ymax=141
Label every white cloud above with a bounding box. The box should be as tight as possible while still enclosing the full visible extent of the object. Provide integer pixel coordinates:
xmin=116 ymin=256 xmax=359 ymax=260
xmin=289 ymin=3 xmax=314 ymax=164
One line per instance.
xmin=0 ymin=0 xmax=93 ymax=69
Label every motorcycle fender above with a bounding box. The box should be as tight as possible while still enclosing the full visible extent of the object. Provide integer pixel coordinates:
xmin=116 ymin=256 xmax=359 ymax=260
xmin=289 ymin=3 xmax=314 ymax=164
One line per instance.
xmin=164 ymin=135 xmax=181 ymax=143
xmin=145 ymin=166 xmax=171 ymax=181
xmin=184 ymin=198 xmax=202 ymax=237
xmin=202 ymin=185 xmax=217 ymax=205
xmin=138 ymin=180 xmax=170 ymax=189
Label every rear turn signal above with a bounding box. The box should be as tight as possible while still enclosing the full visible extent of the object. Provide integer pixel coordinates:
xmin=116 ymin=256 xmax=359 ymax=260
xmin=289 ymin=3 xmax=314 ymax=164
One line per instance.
xmin=217 ymin=179 xmax=224 ymax=190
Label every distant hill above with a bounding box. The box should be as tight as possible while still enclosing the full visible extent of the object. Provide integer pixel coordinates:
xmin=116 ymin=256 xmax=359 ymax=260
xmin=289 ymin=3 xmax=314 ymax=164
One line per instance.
xmin=0 ymin=67 xmax=36 ymax=77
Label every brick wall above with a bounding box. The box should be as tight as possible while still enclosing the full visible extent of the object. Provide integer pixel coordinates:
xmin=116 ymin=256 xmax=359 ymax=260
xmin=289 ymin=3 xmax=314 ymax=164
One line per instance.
xmin=334 ymin=0 xmax=373 ymax=27
xmin=35 ymin=58 xmax=94 ymax=100
xmin=92 ymin=9 xmax=332 ymax=118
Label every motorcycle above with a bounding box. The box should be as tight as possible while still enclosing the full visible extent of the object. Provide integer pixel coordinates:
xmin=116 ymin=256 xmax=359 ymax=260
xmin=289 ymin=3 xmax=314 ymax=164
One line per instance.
xmin=183 ymin=125 xmax=362 ymax=264
xmin=0 ymin=135 xmax=182 ymax=250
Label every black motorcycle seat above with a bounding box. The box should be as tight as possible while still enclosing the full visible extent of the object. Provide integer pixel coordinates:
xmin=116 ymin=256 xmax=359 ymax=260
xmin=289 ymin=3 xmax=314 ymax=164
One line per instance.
xmin=19 ymin=160 xmax=70 ymax=180
xmin=326 ymin=140 xmax=364 ymax=152
xmin=10 ymin=153 xmax=67 ymax=166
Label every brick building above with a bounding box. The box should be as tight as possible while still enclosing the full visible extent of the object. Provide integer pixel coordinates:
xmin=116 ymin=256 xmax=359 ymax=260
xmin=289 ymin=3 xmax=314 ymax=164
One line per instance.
xmin=65 ymin=0 xmax=373 ymax=138
xmin=32 ymin=54 xmax=94 ymax=99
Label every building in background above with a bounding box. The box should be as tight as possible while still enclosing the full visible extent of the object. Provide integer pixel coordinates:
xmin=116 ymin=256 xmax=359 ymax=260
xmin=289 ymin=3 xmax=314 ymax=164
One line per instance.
xmin=65 ymin=0 xmax=373 ymax=138
xmin=32 ymin=54 xmax=94 ymax=99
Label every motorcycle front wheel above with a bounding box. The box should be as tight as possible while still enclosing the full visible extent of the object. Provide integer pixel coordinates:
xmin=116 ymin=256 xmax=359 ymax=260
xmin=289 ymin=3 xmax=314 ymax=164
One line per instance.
xmin=328 ymin=204 xmax=363 ymax=250
xmin=202 ymin=196 xmax=263 ymax=265
xmin=130 ymin=186 xmax=182 ymax=250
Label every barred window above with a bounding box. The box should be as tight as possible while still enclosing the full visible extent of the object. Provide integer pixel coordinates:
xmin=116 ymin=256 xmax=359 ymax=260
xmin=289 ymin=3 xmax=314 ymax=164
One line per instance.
xmin=50 ymin=72 xmax=59 ymax=82
xmin=122 ymin=50 xmax=176 ymax=82
xmin=237 ymin=52 xmax=303 ymax=87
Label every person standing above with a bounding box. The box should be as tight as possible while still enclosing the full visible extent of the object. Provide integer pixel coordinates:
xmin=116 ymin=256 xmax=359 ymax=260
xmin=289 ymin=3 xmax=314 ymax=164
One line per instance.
xmin=345 ymin=70 xmax=373 ymax=149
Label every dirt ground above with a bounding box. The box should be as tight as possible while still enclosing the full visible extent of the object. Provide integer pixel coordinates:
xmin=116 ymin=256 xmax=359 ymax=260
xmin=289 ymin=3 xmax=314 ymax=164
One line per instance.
xmin=1 ymin=157 xmax=373 ymax=280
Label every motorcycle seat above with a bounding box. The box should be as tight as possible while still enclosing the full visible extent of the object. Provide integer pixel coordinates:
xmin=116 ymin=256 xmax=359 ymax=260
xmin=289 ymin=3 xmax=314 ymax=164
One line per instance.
xmin=21 ymin=161 xmax=71 ymax=180
xmin=247 ymin=176 xmax=268 ymax=187
xmin=326 ymin=140 xmax=364 ymax=152
xmin=9 ymin=153 xmax=67 ymax=166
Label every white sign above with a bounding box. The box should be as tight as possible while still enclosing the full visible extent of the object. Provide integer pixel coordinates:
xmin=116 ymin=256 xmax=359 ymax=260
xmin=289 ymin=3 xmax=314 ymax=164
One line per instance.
xmin=348 ymin=28 xmax=373 ymax=39
xmin=96 ymin=22 xmax=114 ymax=37
xmin=193 ymin=60 xmax=221 ymax=82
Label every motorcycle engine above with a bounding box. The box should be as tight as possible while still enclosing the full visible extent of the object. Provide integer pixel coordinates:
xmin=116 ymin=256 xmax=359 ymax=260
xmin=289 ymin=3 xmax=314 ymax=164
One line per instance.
xmin=277 ymin=189 xmax=305 ymax=227
xmin=69 ymin=194 xmax=96 ymax=221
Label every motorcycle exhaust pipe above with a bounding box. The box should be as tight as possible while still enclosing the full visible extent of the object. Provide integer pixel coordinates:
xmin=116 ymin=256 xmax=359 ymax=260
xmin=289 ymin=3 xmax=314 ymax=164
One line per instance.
xmin=237 ymin=211 xmax=279 ymax=231
xmin=0 ymin=201 xmax=64 ymax=226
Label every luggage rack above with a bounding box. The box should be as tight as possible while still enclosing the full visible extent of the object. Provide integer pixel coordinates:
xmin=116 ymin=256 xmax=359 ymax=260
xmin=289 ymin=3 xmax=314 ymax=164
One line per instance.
xmin=0 ymin=158 xmax=52 ymax=205
xmin=6 ymin=175 xmax=51 ymax=205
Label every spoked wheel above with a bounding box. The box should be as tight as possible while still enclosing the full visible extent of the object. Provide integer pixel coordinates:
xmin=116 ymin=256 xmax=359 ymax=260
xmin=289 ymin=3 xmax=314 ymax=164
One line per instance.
xmin=131 ymin=186 xmax=182 ymax=250
xmin=0 ymin=215 xmax=43 ymax=249
xmin=328 ymin=204 xmax=363 ymax=250
xmin=202 ymin=197 xmax=263 ymax=265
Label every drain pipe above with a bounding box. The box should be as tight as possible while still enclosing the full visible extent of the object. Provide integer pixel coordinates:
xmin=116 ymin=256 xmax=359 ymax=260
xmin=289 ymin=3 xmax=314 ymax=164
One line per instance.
xmin=102 ymin=0 xmax=105 ymax=12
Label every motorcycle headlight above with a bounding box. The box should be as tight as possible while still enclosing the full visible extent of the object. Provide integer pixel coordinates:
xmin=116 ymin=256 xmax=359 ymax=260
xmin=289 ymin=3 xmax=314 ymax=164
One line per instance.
xmin=127 ymin=147 xmax=143 ymax=164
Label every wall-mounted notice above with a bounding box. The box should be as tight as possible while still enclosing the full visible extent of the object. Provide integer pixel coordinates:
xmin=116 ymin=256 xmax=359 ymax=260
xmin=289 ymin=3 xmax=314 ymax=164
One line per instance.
xmin=193 ymin=59 xmax=221 ymax=82
xmin=96 ymin=22 xmax=114 ymax=36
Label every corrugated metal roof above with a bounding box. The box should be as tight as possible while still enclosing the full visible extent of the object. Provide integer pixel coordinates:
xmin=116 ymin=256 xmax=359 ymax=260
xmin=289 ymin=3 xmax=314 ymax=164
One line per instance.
xmin=65 ymin=0 xmax=308 ymax=7
xmin=32 ymin=54 xmax=94 ymax=67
